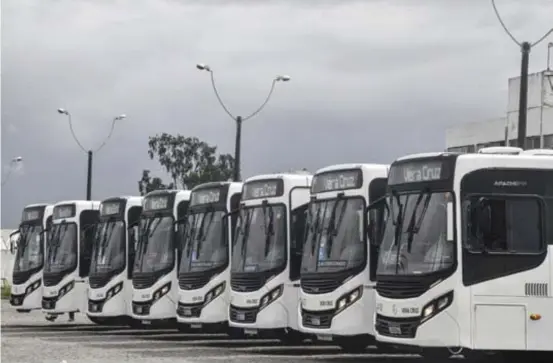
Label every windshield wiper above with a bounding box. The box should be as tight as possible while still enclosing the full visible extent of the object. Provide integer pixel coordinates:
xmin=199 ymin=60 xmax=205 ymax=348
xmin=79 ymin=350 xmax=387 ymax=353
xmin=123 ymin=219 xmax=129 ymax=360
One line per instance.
xmin=240 ymin=209 xmax=253 ymax=267
xmin=262 ymin=203 xmax=274 ymax=257
xmin=196 ymin=208 xmax=215 ymax=259
xmin=309 ymin=203 xmax=322 ymax=256
xmin=50 ymin=222 xmax=68 ymax=265
xmin=326 ymin=196 xmax=346 ymax=259
xmin=406 ymin=190 xmax=431 ymax=253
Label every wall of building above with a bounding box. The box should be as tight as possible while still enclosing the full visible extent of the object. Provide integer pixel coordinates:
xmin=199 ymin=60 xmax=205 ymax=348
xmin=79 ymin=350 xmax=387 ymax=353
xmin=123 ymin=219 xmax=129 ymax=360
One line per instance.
xmin=446 ymin=70 xmax=553 ymax=153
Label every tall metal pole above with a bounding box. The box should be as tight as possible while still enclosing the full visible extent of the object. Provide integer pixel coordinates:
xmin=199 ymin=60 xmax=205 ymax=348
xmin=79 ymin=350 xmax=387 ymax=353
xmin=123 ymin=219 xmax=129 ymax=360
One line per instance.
xmin=233 ymin=116 xmax=242 ymax=182
xmin=517 ymin=42 xmax=531 ymax=150
xmin=86 ymin=150 xmax=93 ymax=200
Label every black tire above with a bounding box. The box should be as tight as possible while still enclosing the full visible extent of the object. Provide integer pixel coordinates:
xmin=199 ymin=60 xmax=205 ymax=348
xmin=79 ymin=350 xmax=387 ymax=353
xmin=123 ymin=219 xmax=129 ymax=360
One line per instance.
xmin=278 ymin=330 xmax=306 ymax=345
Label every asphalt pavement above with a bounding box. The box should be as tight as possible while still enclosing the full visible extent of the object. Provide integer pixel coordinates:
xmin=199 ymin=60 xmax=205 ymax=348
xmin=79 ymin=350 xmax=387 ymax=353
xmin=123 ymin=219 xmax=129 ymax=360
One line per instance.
xmin=1 ymin=300 xmax=424 ymax=363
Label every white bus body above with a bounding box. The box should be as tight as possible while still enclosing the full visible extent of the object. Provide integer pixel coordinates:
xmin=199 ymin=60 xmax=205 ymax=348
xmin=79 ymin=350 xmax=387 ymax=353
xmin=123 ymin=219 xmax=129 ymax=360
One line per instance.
xmin=176 ymin=182 xmax=243 ymax=333
xmin=298 ymin=164 xmax=389 ymax=352
xmin=42 ymin=200 xmax=101 ymax=316
xmin=10 ymin=204 xmax=54 ymax=312
xmin=87 ymin=196 xmax=143 ymax=325
xmin=374 ymin=147 xmax=553 ymax=360
xmin=229 ymin=172 xmax=312 ymax=343
xmin=131 ymin=190 xmax=190 ymax=324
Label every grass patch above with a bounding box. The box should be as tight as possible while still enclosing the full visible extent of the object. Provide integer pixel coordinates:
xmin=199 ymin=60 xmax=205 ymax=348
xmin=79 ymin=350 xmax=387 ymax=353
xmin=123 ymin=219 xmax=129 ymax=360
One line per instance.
xmin=1 ymin=280 xmax=11 ymax=300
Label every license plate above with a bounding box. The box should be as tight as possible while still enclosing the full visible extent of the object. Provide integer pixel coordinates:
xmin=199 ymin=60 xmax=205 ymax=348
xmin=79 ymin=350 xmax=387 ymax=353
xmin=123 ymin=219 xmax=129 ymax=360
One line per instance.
xmin=183 ymin=308 xmax=192 ymax=316
xmin=388 ymin=325 xmax=402 ymax=335
xmin=142 ymin=320 xmax=151 ymax=325
xmin=237 ymin=313 xmax=245 ymax=321
xmin=244 ymin=329 xmax=257 ymax=335
xmin=191 ymin=323 xmax=202 ymax=329
xmin=317 ymin=334 xmax=333 ymax=341
xmin=136 ymin=306 xmax=143 ymax=313
xmin=90 ymin=305 xmax=97 ymax=312
xmin=311 ymin=317 xmax=320 ymax=326
xmin=13 ymin=298 xmax=20 ymax=305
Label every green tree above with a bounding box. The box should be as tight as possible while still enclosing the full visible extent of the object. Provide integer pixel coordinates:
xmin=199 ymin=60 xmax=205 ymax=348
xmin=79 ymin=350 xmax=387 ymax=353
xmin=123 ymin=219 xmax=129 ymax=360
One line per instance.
xmin=137 ymin=133 xmax=235 ymax=196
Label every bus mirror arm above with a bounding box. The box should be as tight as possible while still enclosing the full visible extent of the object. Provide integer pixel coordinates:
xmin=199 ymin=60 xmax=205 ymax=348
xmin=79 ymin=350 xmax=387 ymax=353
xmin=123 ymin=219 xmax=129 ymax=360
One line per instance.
xmin=223 ymin=208 xmax=240 ymax=219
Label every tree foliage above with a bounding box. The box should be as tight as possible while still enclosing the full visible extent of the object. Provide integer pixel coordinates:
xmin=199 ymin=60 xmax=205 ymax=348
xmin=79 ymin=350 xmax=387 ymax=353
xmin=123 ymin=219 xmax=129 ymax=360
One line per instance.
xmin=138 ymin=133 xmax=235 ymax=196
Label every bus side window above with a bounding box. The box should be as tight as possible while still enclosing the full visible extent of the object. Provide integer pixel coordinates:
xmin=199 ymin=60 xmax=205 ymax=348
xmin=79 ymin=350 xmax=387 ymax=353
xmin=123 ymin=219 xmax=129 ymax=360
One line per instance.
xmin=290 ymin=204 xmax=308 ymax=281
xmin=229 ymin=193 xmax=242 ymax=244
xmin=79 ymin=209 xmax=100 ymax=277
xmin=127 ymin=206 xmax=143 ymax=278
xmin=175 ymin=200 xmax=190 ymax=270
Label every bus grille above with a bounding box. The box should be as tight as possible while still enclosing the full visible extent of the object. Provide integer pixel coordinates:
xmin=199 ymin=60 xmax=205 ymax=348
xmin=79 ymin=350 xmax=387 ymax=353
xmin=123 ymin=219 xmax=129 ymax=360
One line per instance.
xmin=525 ymin=283 xmax=549 ymax=297
xmin=132 ymin=274 xmax=157 ymax=289
xmin=178 ymin=272 xmax=211 ymax=290
xmin=43 ymin=273 xmax=64 ymax=287
xmin=230 ymin=274 xmax=265 ymax=292
xmin=88 ymin=274 xmax=111 ymax=289
xmin=376 ymin=278 xmax=429 ymax=299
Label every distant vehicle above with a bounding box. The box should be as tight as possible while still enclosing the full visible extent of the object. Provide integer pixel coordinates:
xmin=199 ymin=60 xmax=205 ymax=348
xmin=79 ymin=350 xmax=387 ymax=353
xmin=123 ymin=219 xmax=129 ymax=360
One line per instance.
xmin=374 ymin=147 xmax=553 ymax=361
xmin=229 ymin=172 xmax=312 ymax=344
xmin=87 ymin=196 xmax=143 ymax=326
xmin=10 ymin=204 xmax=54 ymax=312
xmin=42 ymin=200 xmax=100 ymax=318
xmin=131 ymin=190 xmax=190 ymax=326
xmin=298 ymin=164 xmax=389 ymax=352
xmin=176 ymin=182 xmax=242 ymax=333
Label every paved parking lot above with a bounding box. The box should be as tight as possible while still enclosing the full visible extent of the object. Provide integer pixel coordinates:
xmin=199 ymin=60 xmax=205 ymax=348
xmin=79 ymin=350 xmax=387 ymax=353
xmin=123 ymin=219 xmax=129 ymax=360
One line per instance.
xmin=1 ymin=301 xmax=422 ymax=363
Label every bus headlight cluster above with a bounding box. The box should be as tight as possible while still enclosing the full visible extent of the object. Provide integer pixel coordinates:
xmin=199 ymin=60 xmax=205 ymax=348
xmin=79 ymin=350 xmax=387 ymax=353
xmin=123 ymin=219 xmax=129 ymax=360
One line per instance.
xmin=335 ymin=286 xmax=363 ymax=315
xmin=420 ymin=290 xmax=454 ymax=323
xmin=204 ymin=282 xmax=226 ymax=305
xmin=259 ymin=284 xmax=283 ymax=310
xmin=58 ymin=281 xmax=75 ymax=298
xmin=105 ymin=282 xmax=123 ymax=301
xmin=25 ymin=279 xmax=41 ymax=295
xmin=153 ymin=282 xmax=171 ymax=302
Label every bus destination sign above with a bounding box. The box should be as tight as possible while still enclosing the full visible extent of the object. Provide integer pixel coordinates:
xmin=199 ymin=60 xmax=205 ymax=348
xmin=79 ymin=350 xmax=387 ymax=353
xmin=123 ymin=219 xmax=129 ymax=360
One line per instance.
xmin=312 ymin=169 xmax=363 ymax=193
xmin=22 ymin=207 xmax=43 ymax=222
xmin=143 ymin=195 xmax=171 ymax=211
xmin=100 ymin=201 xmax=122 ymax=216
xmin=243 ymin=180 xmax=284 ymax=200
xmin=388 ymin=160 xmax=444 ymax=185
xmin=191 ymin=188 xmax=222 ymax=206
xmin=53 ymin=204 xmax=76 ymax=220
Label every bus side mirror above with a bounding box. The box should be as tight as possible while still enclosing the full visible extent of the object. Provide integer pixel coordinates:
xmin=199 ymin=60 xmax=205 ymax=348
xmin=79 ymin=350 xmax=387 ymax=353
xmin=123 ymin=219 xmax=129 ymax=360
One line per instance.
xmin=9 ymin=230 xmax=20 ymax=255
xmin=446 ymin=202 xmax=454 ymax=242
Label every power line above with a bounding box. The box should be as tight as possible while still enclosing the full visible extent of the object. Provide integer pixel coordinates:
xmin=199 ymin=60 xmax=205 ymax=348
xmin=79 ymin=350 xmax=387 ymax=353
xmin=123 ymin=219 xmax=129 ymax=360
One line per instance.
xmin=491 ymin=0 xmax=553 ymax=48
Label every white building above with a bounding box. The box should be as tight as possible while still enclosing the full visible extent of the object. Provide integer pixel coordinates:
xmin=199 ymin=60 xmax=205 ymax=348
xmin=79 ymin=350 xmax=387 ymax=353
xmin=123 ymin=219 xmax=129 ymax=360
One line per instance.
xmin=446 ymin=70 xmax=553 ymax=152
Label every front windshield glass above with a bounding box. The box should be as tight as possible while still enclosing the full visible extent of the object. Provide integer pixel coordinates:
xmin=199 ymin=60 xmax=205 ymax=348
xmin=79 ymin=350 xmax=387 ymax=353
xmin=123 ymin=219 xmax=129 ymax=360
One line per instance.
xmin=133 ymin=215 xmax=174 ymax=274
xmin=44 ymin=222 xmax=78 ymax=274
xmin=90 ymin=220 xmax=125 ymax=274
xmin=179 ymin=210 xmax=226 ymax=274
xmin=13 ymin=224 xmax=44 ymax=273
xmin=301 ymin=197 xmax=365 ymax=273
xmin=377 ymin=191 xmax=454 ymax=275
xmin=231 ymin=205 xmax=286 ymax=273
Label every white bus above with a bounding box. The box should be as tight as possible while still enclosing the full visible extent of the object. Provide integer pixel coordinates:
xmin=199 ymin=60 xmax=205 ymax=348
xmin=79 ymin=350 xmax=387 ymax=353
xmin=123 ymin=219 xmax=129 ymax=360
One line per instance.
xmin=87 ymin=196 xmax=143 ymax=325
xmin=131 ymin=190 xmax=190 ymax=325
xmin=229 ymin=172 xmax=312 ymax=343
xmin=298 ymin=164 xmax=389 ymax=352
xmin=42 ymin=200 xmax=100 ymax=318
xmin=10 ymin=204 xmax=54 ymax=312
xmin=176 ymin=182 xmax=242 ymax=333
xmin=374 ymin=147 xmax=553 ymax=361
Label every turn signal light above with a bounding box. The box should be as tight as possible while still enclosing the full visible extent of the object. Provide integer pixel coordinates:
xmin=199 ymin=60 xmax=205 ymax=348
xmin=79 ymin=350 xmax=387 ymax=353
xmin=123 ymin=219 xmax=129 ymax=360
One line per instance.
xmin=529 ymin=313 xmax=541 ymax=321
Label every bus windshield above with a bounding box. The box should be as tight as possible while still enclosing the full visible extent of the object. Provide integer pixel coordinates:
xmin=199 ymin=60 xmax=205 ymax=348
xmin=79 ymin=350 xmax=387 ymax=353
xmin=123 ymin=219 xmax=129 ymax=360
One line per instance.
xmin=133 ymin=215 xmax=174 ymax=274
xmin=13 ymin=224 xmax=44 ymax=273
xmin=231 ymin=205 xmax=286 ymax=273
xmin=90 ymin=219 xmax=125 ymax=274
xmin=179 ymin=209 xmax=227 ymax=273
xmin=44 ymin=222 xmax=78 ymax=274
xmin=377 ymin=191 xmax=454 ymax=276
xmin=301 ymin=197 xmax=365 ymax=273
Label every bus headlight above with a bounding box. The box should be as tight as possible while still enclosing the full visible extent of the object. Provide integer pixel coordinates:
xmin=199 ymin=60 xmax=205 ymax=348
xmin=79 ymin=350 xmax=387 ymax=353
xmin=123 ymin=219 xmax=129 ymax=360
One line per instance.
xmin=105 ymin=282 xmax=124 ymax=301
xmin=25 ymin=279 xmax=41 ymax=295
xmin=259 ymin=284 xmax=283 ymax=310
xmin=335 ymin=286 xmax=363 ymax=315
xmin=420 ymin=290 xmax=454 ymax=323
xmin=204 ymin=282 xmax=226 ymax=305
xmin=58 ymin=281 xmax=75 ymax=298
xmin=152 ymin=282 xmax=171 ymax=302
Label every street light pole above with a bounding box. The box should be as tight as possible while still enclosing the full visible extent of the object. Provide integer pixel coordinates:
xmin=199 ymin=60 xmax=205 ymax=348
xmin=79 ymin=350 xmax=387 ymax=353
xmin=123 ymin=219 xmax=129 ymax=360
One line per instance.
xmin=196 ymin=63 xmax=290 ymax=181
xmin=517 ymin=42 xmax=531 ymax=150
xmin=57 ymin=109 xmax=126 ymax=200
xmin=1 ymin=156 xmax=24 ymax=186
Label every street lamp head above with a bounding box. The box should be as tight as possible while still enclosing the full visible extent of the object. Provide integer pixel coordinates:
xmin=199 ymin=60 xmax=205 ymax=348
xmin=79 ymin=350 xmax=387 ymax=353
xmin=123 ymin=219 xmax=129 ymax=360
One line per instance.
xmin=12 ymin=156 xmax=23 ymax=163
xmin=115 ymin=114 xmax=127 ymax=121
xmin=276 ymin=75 xmax=291 ymax=82
xmin=57 ymin=108 xmax=69 ymax=115
xmin=196 ymin=63 xmax=211 ymax=72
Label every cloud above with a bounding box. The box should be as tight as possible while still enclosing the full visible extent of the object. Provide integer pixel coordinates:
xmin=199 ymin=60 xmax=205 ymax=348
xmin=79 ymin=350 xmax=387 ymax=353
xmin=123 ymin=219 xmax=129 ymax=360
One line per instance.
xmin=1 ymin=0 xmax=552 ymax=227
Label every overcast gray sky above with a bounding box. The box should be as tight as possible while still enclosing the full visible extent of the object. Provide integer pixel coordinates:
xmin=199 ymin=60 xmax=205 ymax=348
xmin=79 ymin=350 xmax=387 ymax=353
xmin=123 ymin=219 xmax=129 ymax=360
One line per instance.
xmin=1 ymin=0 xmax=552 ymax=228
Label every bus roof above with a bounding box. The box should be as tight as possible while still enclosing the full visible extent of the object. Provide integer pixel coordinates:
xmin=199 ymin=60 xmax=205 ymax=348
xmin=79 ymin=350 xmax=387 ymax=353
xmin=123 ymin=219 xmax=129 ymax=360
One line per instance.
xmin=315 ymin=163 xmax=389 ymax=174
xmin=245 ymin=173 xmax=313 ymax=184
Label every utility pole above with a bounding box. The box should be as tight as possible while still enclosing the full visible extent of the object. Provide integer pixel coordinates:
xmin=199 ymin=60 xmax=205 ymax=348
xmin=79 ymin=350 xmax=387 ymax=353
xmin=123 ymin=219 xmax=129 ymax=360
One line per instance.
xmin=233 ymin=116 xmax=243 ymax=182
xmin=517 ymin=42 xmax=531 ymax=150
